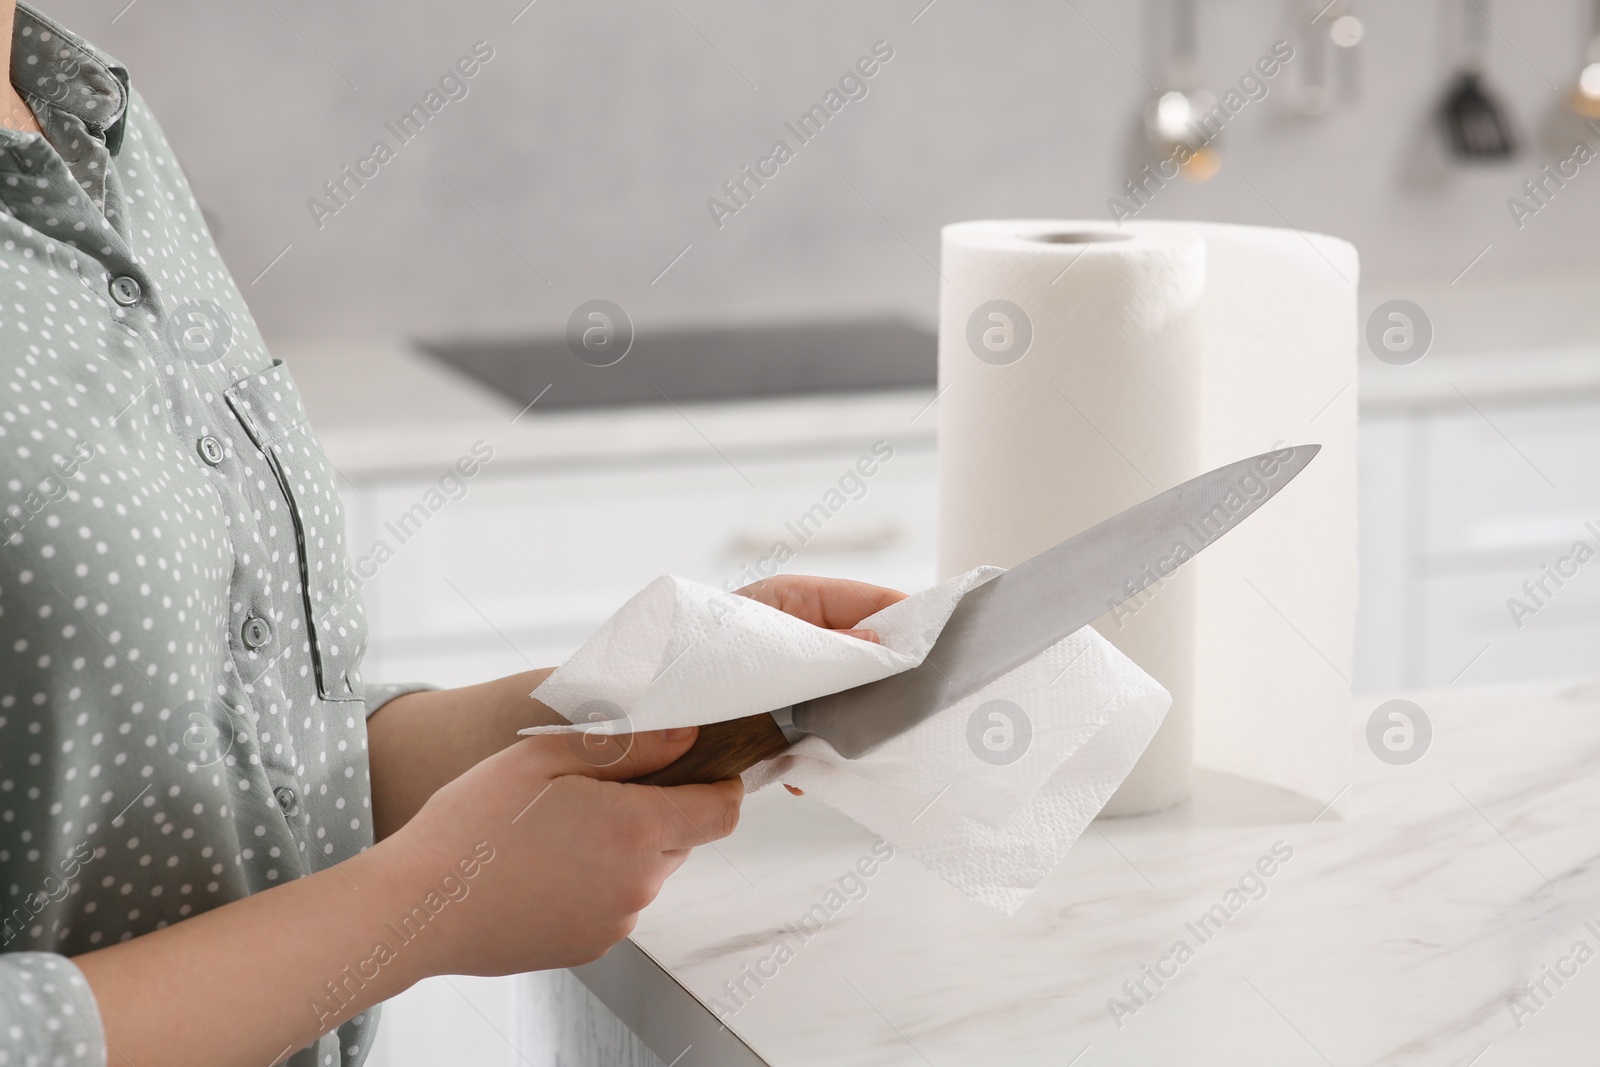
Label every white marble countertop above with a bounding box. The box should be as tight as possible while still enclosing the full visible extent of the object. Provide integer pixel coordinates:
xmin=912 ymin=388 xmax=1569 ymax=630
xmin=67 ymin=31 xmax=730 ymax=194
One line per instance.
xmin=578 ymin=676 xmax=1600 ymax=1065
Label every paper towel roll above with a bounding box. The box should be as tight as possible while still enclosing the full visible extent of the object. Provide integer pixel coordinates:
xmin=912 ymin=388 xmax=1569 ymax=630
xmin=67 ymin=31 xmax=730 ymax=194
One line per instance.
xmin=937 ymin=220 xmax=1357 ymax=816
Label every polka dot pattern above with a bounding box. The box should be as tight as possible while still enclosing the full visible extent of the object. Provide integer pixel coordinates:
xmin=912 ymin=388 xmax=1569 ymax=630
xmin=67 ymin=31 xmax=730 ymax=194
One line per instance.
xmin=0 ymin=8 xmax=423 ymax=1066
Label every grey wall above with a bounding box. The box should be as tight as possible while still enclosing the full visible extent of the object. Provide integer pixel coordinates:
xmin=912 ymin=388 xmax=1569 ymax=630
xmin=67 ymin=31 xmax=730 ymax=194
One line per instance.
xmin=31 ymin=0 xmax=1600 ymax=344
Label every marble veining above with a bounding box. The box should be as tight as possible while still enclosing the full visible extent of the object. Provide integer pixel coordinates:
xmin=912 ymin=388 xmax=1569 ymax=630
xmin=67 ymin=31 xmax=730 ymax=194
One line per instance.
xmin=599 ymin=678 xmax=1600 ymax=1065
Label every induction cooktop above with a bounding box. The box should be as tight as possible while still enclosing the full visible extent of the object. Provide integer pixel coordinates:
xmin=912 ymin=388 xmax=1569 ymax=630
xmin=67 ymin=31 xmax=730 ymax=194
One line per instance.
xmin=418 ymin=317 xmax=936 ymax=412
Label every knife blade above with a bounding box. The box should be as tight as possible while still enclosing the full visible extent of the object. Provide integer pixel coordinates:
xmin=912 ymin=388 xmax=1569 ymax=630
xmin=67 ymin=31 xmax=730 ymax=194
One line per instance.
xmin=630 ymin=443 xmax=1319 ymax=785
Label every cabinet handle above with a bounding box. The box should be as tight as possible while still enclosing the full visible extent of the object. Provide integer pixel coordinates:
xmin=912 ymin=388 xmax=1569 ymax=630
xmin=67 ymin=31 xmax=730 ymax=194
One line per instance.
xmin=725 ymin=521 xmax=905 ymax=558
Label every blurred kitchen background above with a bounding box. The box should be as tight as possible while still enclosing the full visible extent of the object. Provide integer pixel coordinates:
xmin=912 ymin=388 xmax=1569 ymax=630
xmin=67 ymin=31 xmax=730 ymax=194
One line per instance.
xmin=34 ymin=0 xmax=1600 ymax=1061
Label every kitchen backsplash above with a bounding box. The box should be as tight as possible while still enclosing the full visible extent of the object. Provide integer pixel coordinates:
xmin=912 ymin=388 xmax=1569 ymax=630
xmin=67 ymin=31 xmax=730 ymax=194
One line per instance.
xmin=33 ymin=0 xmax=1600 ymax=343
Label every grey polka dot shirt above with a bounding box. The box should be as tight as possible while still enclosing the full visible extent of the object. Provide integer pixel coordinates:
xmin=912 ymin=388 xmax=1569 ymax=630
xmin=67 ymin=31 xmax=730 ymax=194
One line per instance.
xmin=0 ymin=6 xmax=424 ymax=1065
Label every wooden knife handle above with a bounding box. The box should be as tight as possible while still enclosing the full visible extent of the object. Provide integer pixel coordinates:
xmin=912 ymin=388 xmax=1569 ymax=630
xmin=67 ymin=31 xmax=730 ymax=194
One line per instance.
xmin=629 ymin=712 xmax=791 ymax=786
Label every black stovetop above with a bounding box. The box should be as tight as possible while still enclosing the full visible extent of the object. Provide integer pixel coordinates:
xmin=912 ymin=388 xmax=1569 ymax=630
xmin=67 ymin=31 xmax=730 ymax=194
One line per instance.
xmin=418 ymin=318 xmax=935 ymax=411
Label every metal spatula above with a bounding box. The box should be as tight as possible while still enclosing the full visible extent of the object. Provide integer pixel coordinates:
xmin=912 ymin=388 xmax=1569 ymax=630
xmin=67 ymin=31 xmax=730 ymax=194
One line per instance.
xmin=1443 ymin=0 xmax=1517 ymax=160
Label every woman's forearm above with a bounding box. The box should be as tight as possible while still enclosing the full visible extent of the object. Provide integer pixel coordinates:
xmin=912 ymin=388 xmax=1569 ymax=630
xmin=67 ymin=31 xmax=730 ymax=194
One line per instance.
xmin=367 ymin=668 xmax=562 ymax=840
xmin=76 ymin=690 xmax=740 ymax=1067
xmin=74 ymin=836 xmax=437 ymax=1067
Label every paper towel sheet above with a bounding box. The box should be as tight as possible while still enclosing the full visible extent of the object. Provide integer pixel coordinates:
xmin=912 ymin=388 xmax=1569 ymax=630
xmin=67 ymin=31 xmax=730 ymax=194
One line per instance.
xmin=937 ymin=220 xmax=1357 ymax=817
xmin=523 ymin=569 xmax=1170 ymax=913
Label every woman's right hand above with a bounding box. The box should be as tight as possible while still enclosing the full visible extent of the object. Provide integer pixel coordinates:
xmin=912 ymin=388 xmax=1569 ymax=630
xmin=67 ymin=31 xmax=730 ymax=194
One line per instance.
xmin=378 ymin=725 xmax=743 ymax=979
xmin=76 ymin=723 xmax=737 ymax=1067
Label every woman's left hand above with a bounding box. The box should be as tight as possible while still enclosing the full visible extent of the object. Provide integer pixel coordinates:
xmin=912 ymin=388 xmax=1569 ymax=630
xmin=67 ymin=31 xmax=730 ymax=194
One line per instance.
xmin=734 ymin=573 xmax=907 ymax=638
xmin=735 ymin=574 xmax=909 ymax=794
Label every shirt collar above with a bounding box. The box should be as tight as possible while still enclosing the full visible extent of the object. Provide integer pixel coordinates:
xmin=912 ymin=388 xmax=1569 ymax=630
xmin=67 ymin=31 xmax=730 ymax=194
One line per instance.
xmin=11 ymin=1 xmax=129 ymax=155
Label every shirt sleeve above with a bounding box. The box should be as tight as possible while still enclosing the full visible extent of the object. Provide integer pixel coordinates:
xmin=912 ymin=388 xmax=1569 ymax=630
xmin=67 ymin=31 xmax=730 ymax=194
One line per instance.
xmin=363 ymin=682 xmax=437 ymax=719
xmin=0 ymin=951 xmax=106 ymax=1066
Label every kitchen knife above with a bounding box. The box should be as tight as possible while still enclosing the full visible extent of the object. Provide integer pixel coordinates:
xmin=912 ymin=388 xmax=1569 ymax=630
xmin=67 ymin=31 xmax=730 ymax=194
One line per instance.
xmin=630 ymin=443 xmax=1320 ymax=787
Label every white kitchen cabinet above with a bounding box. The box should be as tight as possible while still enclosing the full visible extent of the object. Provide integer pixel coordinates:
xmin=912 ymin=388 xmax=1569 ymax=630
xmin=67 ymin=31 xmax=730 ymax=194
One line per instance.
xmin=1422 ymin=401 xmax=1600 ymax=555
xmin=1357 ymin=392 xmax=1600 ymax=691
xmin=1353 ymin=415 xmax=1415 ymax=691
xmin=347 ymin=443 xmax=938 ymax=689
xmin=363 ymin=974 xmax=516 ymax=1067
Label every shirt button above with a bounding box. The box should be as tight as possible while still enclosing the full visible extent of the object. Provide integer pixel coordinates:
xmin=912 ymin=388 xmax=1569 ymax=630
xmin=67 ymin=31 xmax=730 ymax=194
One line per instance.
xmin=109 ymin=275 xmax=142 ymax=306
xmin=273 ymin=785 xmax=298 ymax=815
xmin=197 ymin=436 xmax=224 ymax=466
xmin=241 ymin=616 xmax=272 ymax=650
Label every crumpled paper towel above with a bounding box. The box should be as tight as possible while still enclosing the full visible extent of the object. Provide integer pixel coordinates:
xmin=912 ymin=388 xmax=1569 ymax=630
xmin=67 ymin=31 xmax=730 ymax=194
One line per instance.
xmin=522 ymin=568 xmax=1169 ymax=913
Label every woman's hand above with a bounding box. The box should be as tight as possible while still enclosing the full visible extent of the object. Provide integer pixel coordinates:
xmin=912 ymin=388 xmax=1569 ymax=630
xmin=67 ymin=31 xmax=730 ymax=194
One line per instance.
xmin=380 ymin=725 xmax=742 ymax=976
xmin=734 ymin=573 xmax=908 ymax=640
xmin=77 ymin=726 xmax=738 ymax=1067
xmin=735 ymin=575 xmax=909 ymax=794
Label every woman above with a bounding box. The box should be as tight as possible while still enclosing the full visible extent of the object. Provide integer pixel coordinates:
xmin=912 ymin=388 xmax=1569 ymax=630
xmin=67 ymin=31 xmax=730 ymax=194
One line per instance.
xmin=0 ymin=4 xmax=905 ymax=1064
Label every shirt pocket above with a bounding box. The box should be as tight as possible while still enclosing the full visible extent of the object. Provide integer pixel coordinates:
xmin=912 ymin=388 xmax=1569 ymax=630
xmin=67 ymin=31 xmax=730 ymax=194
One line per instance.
xmin=224 ymin=361 xmax=368 ymax=704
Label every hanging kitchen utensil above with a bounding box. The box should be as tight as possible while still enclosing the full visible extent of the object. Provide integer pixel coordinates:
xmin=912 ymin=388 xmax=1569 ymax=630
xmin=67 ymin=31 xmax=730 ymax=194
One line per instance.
xmin=1442 ymin=0 xmax=1518 ymax=160
xmin=1327 ymin=1 xmax=1365 ymax=103
xmin=1142 ymin=0 xmax=1221 ymax=180
xmin=1290 ymin=0 xmax=1363 ymax=115
xmin=1568 ymin=0 xmax=1600 ymax=118
xmin=1289 ymin=0 xmax=1334 ymax=116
